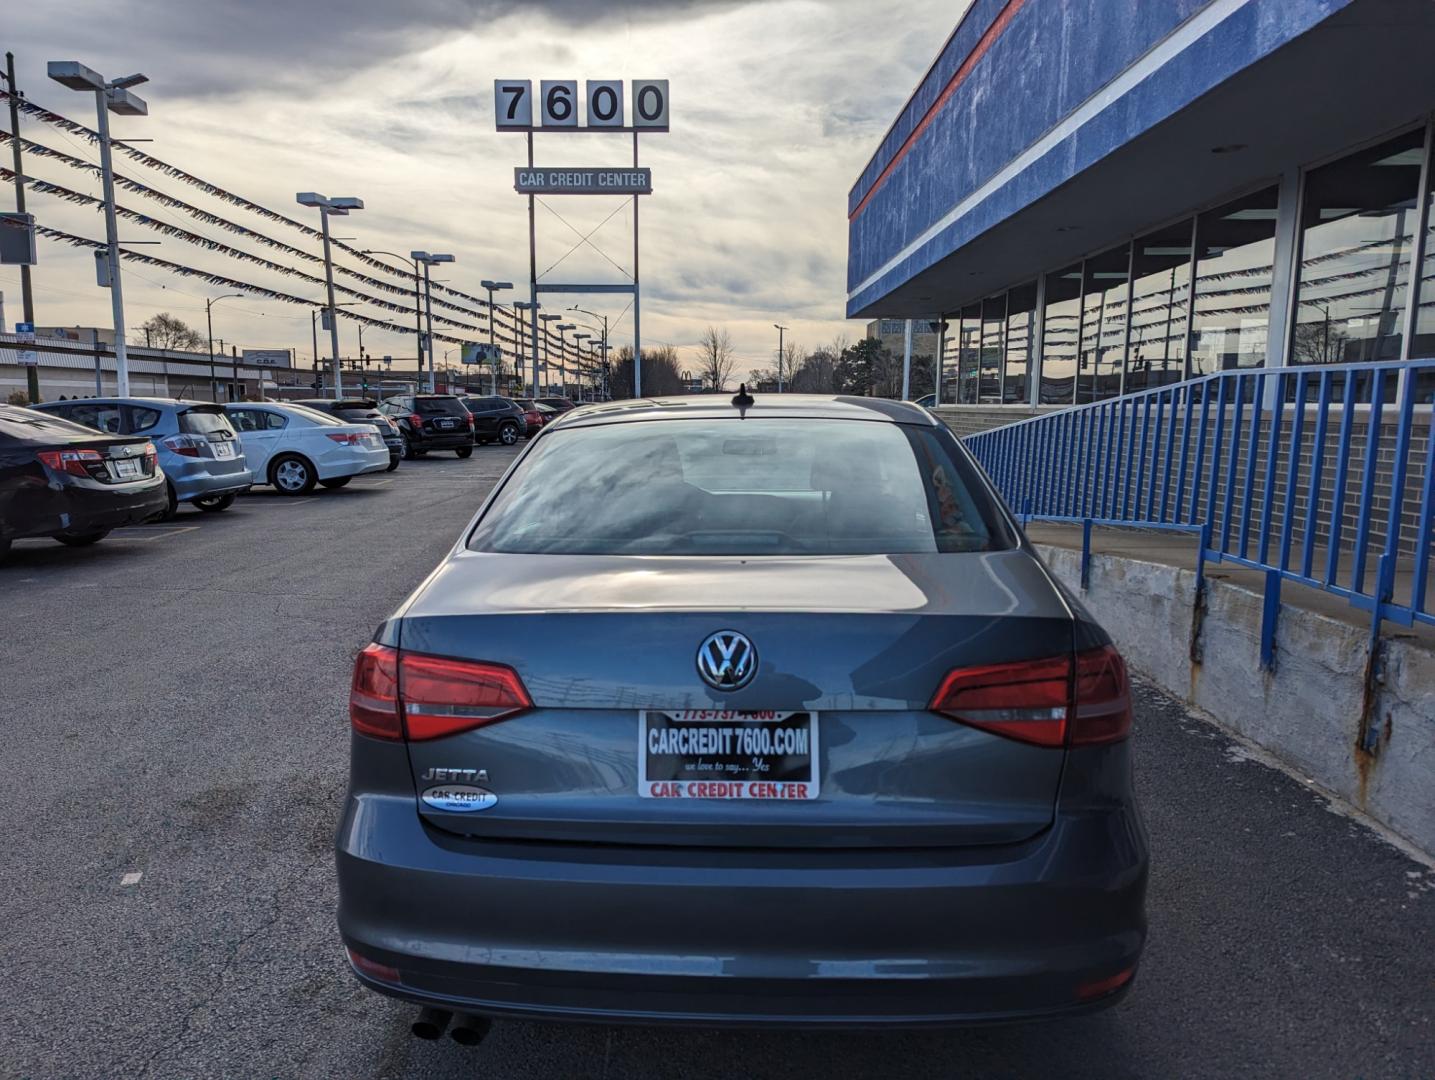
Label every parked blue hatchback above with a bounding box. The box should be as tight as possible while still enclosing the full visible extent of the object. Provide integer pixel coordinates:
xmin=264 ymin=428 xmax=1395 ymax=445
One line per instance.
xmin=32 ymin=398 xmax=253 ymax=518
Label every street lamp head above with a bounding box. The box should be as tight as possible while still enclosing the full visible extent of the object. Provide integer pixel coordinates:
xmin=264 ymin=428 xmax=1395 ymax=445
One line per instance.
xmin=105 ymin=86 xmax=148 ymax=116
xmin=48 ymin=61 xmax=106 ymax=91
xmin=429 ymin=253 xmax=455 ymax=264
xmin=296 ymin=192 xmax=329 ymax=208
xmin=481 ymin=280 xmax=514 ymax=291
xmin=514 ymin=301 xmax=538 ymax=311
xmin=111 ymin=73 xmax=149 ymax=89
xmin=540 ymin=313 xmax=560 ymax=323
xmin=556 ymin=323 xmax=576 ymax=332
xmin=329 ymin=197 xmax=364 ymax=211
xmin=411 ymin=250 xmax=432 ymax=262
xmin=774 ymin=323 xmax=787 ymax=331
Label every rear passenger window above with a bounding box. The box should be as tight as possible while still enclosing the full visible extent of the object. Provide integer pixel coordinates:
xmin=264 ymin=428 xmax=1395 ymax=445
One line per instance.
xmin=263 ymin=412 xmax=288 ymax=430
xmin=128 ymin=406 xmax=161 ymax=433
xmin=67 ymin=403 xmax=125 ymax=433
xmin=227 ymin=410 xmax=261 ymax=432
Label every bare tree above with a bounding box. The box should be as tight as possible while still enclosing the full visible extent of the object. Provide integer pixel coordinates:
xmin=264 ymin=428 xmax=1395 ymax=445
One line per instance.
xmin=696 ymin=326 xmax=737 ymax=392
xmin=610 ymin=344 xmax=688 ymax=398
xmin=779 ymin=340 xmax=801 ymax=388
xmin=136 ymin=312 xmax=205 ymax=351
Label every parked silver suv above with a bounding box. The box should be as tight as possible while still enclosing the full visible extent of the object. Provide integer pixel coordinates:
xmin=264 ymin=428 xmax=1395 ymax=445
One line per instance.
xmin=32 ymin=398 xmax=253 ymax=517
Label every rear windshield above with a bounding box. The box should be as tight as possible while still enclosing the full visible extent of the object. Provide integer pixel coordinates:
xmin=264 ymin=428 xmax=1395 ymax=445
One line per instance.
xmin=469 ymin=418 xmax=1012 ymax=556
xmin=178 ymin=408 xmax=233 ymax=435
xmin=0 ymin=408 xmax=98 ymax=443
xmin=415 ymin=397 xmax=466 ymax=416
xmin=338 ymin=409 xmax=383 ymax=422
xmin=281 ymin=403 xmax=344 ymax=426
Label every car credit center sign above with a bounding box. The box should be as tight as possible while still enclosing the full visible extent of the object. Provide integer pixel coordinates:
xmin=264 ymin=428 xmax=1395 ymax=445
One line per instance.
xmin=514 ymin=167 xmax=652 ymax=196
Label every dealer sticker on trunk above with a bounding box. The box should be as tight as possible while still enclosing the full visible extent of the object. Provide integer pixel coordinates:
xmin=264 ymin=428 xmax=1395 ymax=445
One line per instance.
xmin=638 ymin=710 xmax=819 ymax=800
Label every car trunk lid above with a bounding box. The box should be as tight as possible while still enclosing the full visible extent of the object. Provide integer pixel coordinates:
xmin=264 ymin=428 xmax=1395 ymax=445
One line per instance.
xmin=393 ymin=550 xmax=1075 ymax=849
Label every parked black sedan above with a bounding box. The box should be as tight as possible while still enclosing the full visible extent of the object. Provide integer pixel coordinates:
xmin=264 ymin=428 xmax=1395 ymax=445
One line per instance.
xmin=0 ymin=404 xmax=167 ymax=562
xmin=289 ymin=399 xmax=404 ymax=471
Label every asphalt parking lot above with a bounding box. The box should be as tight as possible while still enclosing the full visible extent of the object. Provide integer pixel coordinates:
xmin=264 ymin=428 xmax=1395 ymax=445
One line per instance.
xmin=1 ymin=445 xmax=1433 ymax=1080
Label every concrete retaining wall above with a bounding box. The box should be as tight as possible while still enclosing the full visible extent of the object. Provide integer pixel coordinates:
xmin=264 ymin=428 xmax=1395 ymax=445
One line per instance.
xmin=1035 ymin=542 xmax=1435 ymax=856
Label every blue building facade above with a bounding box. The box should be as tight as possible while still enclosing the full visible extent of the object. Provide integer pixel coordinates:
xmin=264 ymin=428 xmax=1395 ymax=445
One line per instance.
xmin=847 ymin=0 xmax=1435 ymax=406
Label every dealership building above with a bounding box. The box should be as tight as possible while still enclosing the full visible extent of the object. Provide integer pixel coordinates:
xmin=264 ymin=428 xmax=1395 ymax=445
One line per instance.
xmin=847 ymin=0 xmax=1435 ymax=416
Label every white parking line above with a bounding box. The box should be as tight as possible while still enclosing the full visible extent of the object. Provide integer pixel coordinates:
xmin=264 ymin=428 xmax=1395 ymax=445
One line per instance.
xmin=112 ymin=526 xmax=201 ymax=543
xmin=120 ymin=871 xmax=143 ymax=886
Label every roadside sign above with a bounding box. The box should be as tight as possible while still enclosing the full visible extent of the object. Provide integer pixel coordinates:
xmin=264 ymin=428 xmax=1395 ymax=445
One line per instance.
xmin=15 ymin=321 xmax=37 ymax=365
xmin=586 ymin=81 xmax=624 ymax=127
xmin=462 ymin=343 xmax=502 ymax=366
xmin=242 ymin=349 xmax=291 ymax=367
xmin=632 ymin=80 xmax=670 ymax=130
xmin=494 ymin=80 xmax=533 ymax=129
xmin=515 ymin=167 xmax=651 ymax=196
xmin=0 ymin=213 xmax=36 ymax=265
xmin=539 ymin=80 xmax=579 ymax=128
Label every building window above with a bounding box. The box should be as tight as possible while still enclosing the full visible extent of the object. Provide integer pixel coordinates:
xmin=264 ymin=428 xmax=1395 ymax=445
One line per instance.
xmin=1040 ymin=264 xmax=1082 ymax=404
xmin=1189 ymin=186 xmax=1280 ymax=375
xmin=958 ymin=302 xmax=981 ymax=403
xmin=939 ymin=315 xmax=960 ymax=404
xmin=979 ymin=294 xmax=1006 ymax=403
xmin=1126 ymin=219 xmax=1193 ymax=391
xmin=1078 ymin=245 xmax=1130 ymax=403
xmin=1293 ymin=128 xmax=1426 ymax=366
xmin=1003 ymin=282 xmax=1038 ymax=403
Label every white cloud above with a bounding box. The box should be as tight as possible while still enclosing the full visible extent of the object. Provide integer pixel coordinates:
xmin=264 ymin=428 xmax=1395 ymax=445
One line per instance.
xmin=2 ymin=0 xmax=969 ymax=382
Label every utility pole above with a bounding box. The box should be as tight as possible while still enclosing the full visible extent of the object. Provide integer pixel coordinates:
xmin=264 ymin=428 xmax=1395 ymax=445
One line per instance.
xmin=902 ymin=318 xmax=913 ymax=401
xmin=774 ymin=323 xmax=787 ymax=393
xmin=4 ymin=53 xmax=39 ymax=403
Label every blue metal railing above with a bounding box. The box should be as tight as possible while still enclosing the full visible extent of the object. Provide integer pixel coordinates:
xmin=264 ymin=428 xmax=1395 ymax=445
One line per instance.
xmin=963 ymin=359 xmax=1435 ymax=671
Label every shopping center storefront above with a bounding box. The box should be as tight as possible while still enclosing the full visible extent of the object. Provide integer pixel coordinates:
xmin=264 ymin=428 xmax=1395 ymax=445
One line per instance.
xmin=846 ymin=0 xmax=1435 ymax=408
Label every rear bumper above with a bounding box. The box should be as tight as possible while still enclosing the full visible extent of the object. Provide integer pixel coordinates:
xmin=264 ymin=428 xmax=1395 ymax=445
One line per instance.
xmin=169 ymin=463 xmax=254 ymax=502
xmin=2 ymin=474 xmax=169 ymax=540
xmin=336 ymin=753 xmax=1148 ymax=1027
xmin=412 ymin=430 xmax=473 ymax=450
xmin=315 ymin=445 xmax=391 ymax=480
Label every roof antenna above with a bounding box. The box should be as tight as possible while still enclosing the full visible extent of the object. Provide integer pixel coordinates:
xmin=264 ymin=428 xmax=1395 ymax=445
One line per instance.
xmin=730 ymin=383 xmax=755 ymax=410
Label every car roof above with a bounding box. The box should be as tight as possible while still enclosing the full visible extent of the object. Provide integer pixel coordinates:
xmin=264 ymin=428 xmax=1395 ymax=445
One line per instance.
xmin=547 ymin=393 xmax=937 ymax=430
xmin=32 ymin=397 xmax=211 ymax=411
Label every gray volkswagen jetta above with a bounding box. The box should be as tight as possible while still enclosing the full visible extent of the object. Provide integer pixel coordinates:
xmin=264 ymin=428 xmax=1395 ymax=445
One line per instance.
xmin=336 ymin=393 xmax=1148 ymax=1037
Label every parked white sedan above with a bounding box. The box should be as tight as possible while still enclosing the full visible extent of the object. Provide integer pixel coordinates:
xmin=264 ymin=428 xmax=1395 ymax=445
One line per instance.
xmin=223 ymin=402 xmax=390 ymax=495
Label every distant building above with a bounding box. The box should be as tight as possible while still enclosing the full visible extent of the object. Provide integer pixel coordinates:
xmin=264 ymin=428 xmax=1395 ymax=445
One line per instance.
xmin=864 ymin=318 xmax=940 ymax=359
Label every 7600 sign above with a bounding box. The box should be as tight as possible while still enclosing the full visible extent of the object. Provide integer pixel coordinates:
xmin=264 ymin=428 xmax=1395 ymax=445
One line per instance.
xmin=494 ymin=79 xmax=669 ymax=132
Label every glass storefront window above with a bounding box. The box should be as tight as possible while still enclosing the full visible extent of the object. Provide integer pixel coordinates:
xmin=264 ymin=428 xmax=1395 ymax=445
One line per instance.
xmin=1190 ymin=186 xmax=1279 ymax=375
xmin=958 ymin=303 xmax=981 ymax=403
xmin=1078 ymin=246 xmax=1130 ymax=402
xmin=979 ymin=294 xmax=1006 ymax=403
xmin=1293 ymin=129 xmax=1425 ymax=365
xmin=938 ymin=315 xmax=960 ymax=404
xmin=1127 ymin=219 xmax=1193 ymax=391
xmin=1003 ymin=282 xmax=1038 ymax=403
xmin=1040 ymin=264 xmax=1082 ymax=404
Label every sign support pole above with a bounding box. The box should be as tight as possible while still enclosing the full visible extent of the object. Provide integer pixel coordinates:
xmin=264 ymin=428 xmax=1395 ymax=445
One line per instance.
xmin=4 ymin=53 xmax=40 ymax=404
xmin=633 ymin=131 xmax=642 ymax=399
xmin=527 ymin=130 xmax=541 ymax=399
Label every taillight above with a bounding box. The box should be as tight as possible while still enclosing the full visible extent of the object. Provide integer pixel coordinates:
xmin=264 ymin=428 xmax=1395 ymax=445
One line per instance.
xmin=400 ymin=652 xmax=532 ymax=740
xmin=36 ymin=447 xmax=103 ymax=477
xmin=326 ymin=432 xmax=362 ymax=445
xmin=929 ymin=645 xmax=1131 ymax=748
xmin=349 ymin=643 xmax=401 ymax=739
xmin=141 ymin=441 xmax=157 ymax=468
xmin=348 ymin=644 xmax=531 ymax=741
xmin=161 ymin=433 xmax=206 ymax=458
xmin=466 ymin=412 xmax=475 ymax=429
xmin=408 ymin=412 xmax=423 ymax=429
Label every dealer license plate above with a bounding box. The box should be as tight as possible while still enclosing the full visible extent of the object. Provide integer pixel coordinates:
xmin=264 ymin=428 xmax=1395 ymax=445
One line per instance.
xmin=112 ymin=457 xmax=141 ymax=479
xmin=638 ymin=710 xmax=818 ymax=800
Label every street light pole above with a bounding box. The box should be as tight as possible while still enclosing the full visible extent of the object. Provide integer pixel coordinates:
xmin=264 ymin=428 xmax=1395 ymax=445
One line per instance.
xmin=773 ymin=323 xmax=787 ymax=392
xmin=540 ymin=313 xmax=561 ymax=396
xmin=481 ymin=280 xmax=513 ymax=395
xmin=206 ymin=293 xmax=241 ymax=402
xmin=49 ymin=62 xmax=149 ymax=398
xmin=297 ymin=192 xmax=363 ymax=398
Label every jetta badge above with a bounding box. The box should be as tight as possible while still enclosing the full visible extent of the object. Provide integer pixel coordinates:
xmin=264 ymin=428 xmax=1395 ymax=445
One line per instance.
xmin=696 ymin=630 xmax=757 ymax=691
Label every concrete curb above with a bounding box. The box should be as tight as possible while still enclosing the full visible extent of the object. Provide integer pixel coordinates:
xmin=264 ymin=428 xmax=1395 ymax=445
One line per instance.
xmin=1034 ymin=542 xmax=1435 ymax=857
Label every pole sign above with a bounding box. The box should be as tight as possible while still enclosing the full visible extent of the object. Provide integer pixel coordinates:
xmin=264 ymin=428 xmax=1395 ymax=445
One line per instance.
xmin=494 ymin=80 xmax=668 ymax=132
xmin=461 ymin=343 xmax=502 ymax=366
xmin=15 ymin=321 xmax=37 ymax=366
xmin=241 ymin=349 xmax=291 ymax=368
xmin=0 ymin=213 xmax=37 ymax=265
xmin=514 ymin=168 xmax=651 ymax=196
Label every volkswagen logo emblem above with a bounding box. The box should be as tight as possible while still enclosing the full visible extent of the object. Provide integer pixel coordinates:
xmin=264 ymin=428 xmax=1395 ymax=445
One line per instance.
xmin=696 ymin=630 xmax=757 ymax=691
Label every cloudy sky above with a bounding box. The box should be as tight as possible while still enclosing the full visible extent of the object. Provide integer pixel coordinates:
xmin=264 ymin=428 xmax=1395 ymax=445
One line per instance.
xmin=3 ymin=0 xmax=968 ymax=382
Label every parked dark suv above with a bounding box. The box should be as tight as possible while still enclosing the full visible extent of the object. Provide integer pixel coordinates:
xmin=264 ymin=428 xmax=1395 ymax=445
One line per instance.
xmin=291 ymin=399 xmax=404 ymax=471
xmin=378 ymin=395 xmax=474 ymax=459
xmin=458 ymin=396 xmax=527 ymax=447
